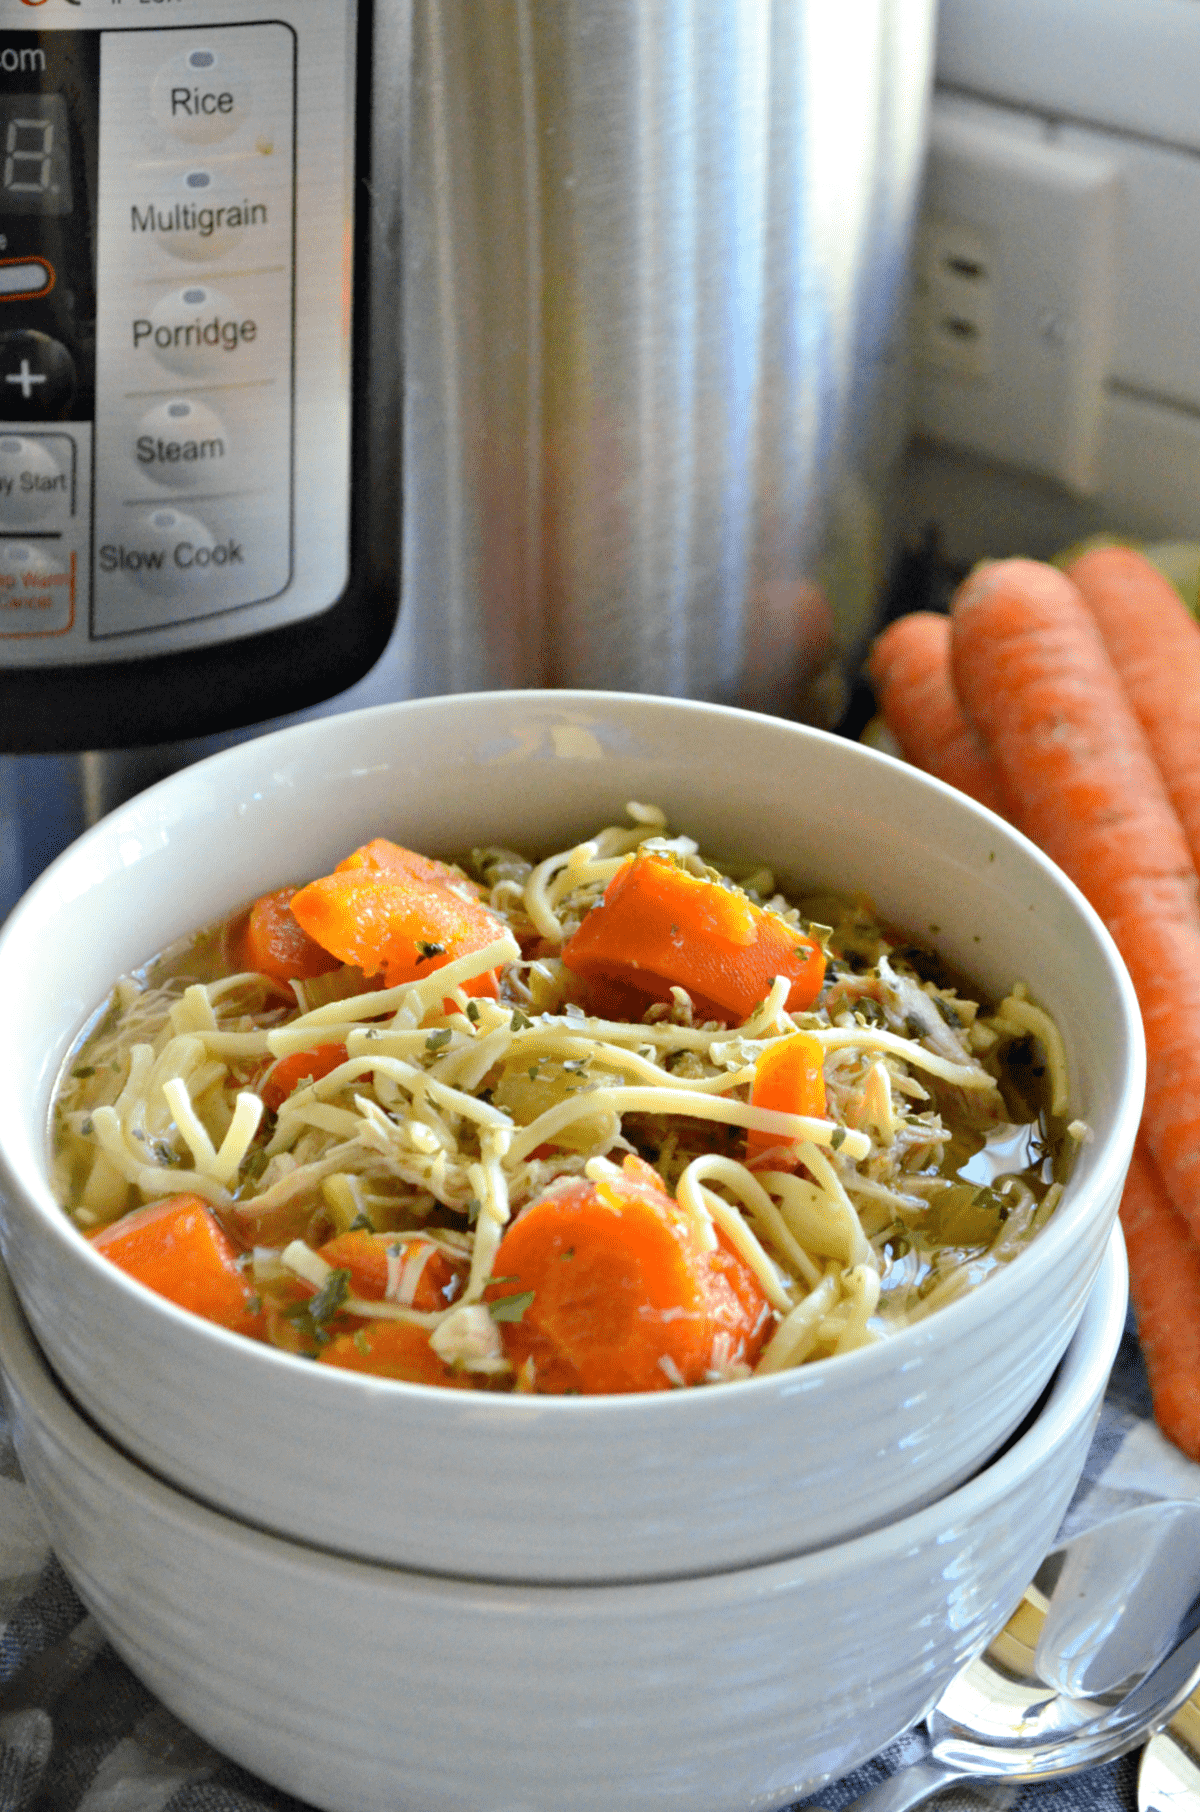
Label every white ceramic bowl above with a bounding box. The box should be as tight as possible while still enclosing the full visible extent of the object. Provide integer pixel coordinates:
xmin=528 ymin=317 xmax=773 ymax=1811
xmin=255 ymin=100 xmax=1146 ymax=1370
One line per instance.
xmin=0 ymin=692 xmax=1144 ymax=1583
xmin=0 ymin=1230 xmax=1128 ymax=1812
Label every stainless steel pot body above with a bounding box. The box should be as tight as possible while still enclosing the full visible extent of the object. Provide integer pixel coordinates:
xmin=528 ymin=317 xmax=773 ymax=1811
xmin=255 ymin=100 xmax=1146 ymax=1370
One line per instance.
xmin=394 ymin=0 xmax=936 ymax=720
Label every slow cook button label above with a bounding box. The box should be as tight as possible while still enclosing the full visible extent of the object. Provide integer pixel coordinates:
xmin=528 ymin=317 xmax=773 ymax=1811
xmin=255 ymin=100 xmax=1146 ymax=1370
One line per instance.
xmin=99 ymin=508 xmax=244 ymax=590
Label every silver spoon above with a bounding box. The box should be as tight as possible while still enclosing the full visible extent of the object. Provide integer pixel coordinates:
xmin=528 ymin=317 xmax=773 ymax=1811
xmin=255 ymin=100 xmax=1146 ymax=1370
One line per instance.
xmin=829 ymin=1502 xmax=1200 ymax=1812
xmin=1139 ymin=1687 xmax=1200 ymax=1809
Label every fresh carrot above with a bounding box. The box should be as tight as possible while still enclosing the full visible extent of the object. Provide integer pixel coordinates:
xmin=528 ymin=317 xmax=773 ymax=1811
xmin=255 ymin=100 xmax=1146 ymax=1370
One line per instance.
xmin=747 ymin=1032 xmax=826 ymax=1159
xmin=318 ymin=1321 xmax=477 ymax=1388
xmin=260 ymin=1042 xmax=349 ymax=1114
xmin=336 ymin=838 xmax=486 ymax=899
xmin=484 ymin=1164 xmax=773 ymax=1393
xmin=560 ymin=850 xmax=825 ymax=1022
xmin=234 ymin=887 xmax=344 ymax=987
xmin=1069 ymin=544 xmax=1200 ymax=875
xmin=868 ymin=611 xmax=1009 ymax=816
xmin=1119 ymin=1137 xmax=1200 ymax=1460
xmin=288 ymin=869 xmax=504 ymax=997
xmin=950 ymin=557 xmax=1200 ymax=1240
xmin=91 ymin=1194 xmax=265 ymax=1338
xmin=315 ymin=1230 xmax=465 ymax=1312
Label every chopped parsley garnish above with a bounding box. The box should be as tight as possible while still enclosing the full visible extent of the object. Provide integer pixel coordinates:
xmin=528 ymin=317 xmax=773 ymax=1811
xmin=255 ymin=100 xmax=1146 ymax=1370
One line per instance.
xmin=466 ymin=1000 xmax=481 ymax=1025
xmin=72 ymin=1064 xmax=95 ymax=1079
xmin=465 ymin=1195 xmax=483 ymax=1226
xmin=416 ymin=941 xmax=446 ymax=963
xmin=425 ymin=1028 xmax=453 ymax=1054
xmin=349 ymin=1209 xmax=375 ymax=1232
xmin=301 ymin=1267 xmax=352 ymax=1337
xmin=829 ymin=1127 xmax=847 ymax=1151
xmin=488 ymin=1289 xmax=534 ymax=1323
xmin=510 ymin=1009 xmax=533 ymax=1032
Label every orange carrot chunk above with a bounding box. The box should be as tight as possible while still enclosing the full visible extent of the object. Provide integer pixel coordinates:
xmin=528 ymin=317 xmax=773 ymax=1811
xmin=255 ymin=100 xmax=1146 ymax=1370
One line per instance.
xmin=91 ymin=1194 xmax=265 ymax=1339
xmin=484 ymin=1171 xmax=773 ymax=1394
xmin=260 ymin=1043 xmax=348 ymax=1114
xmin=747 ymin=1032 xmax=827 ymax=1158
xmin=288 ymin=870 xmax=505 ymax=997
xmin=1119 ymin=1137 xmax=1200 ymax=1461
xmin=560 ymin=851 xmax=825 ymax=1022
xmin=950 ymin=558 xmax=1200 ymax=1248
xmin=315 ymin=1230 xmax=465 ymax=1312
xmin=336 ymin=838 xmax=486 ymax=898
xmin=318 ymin=1321 xmax=477 ymax=1388
xmin=235 ymin=887 xmax=344 ymax=986
xmin=868 ymin=612 xmax=1009 ymax=817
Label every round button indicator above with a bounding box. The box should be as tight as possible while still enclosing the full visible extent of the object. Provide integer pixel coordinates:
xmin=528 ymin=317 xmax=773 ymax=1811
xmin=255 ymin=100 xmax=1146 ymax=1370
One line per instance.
xmin=0 ymin=331 xmax=75 ymax=419
xmin=0 ymin=434 xmax=66 ymax=525
xmin=134 ymin=398 xmax=228 ymax=489
xmin=151 ymin=45 xmax=249 ymax=147
xmin=0 ymin=538 xmax=71 ymax=634
xmin=117 ymin=505 xmax=242 ymax=595
xmin=136 ymin=285 xmax=258 ymax=377
xmin=143 ymin=165 xmax=262 ymax=264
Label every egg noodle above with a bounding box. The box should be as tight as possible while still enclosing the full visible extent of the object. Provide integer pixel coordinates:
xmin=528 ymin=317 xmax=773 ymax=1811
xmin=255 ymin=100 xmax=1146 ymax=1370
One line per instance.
xmin=52 ymin=804 xmax=1083 ymax=1386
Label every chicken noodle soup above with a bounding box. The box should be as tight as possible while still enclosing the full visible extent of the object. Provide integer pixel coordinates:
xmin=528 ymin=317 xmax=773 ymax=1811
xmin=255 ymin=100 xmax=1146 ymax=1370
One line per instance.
xmin=51 ymin=805 xmax=1085 ymax=1393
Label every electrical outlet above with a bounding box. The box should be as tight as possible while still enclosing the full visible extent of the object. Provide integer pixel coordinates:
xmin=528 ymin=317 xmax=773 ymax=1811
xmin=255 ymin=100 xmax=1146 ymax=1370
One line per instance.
xmin=911 ymin=96 xmax=1122 ymax=495
xmin=915 ymin=218 xmax=995 ymax=379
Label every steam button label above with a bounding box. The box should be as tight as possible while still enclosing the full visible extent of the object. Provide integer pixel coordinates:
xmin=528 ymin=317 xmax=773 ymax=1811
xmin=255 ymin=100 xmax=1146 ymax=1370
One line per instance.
xmin=135 ymin=398 xmax=227 ymax=489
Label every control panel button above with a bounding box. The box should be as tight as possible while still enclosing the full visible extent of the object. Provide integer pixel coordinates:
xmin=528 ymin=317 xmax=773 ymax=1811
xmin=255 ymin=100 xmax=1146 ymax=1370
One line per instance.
xmin=136 ymin=166 xmax=267 ymax=263
xmin=133 ymin=284 xmax=258 ymax=377
xmin=0 ymin=435 xmax=67 ymax=525
xmin=100 ymin=505 xmax=237 ymax=594
xmin=151 ymin=45 xmax=249 ymax=147
xmin=0 ymin=331 xmax=76 ymax=420
xmin=134 ymin=397 xmax=228 ymax=489
xmin=0 ymin=540 xmax=74 ymax=637
xmin=0 ymin=259 xmax=54 ymax=301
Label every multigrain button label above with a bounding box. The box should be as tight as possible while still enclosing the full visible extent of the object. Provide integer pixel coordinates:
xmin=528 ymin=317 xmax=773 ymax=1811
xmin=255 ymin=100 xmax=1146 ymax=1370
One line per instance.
xmin=131 ymin=200 xmax=268 ymax=238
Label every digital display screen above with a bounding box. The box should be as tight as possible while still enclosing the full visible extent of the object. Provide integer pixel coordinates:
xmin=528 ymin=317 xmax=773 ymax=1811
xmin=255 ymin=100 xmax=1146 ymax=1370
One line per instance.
xmin=0 ymin=94 xmax=71 ymax=217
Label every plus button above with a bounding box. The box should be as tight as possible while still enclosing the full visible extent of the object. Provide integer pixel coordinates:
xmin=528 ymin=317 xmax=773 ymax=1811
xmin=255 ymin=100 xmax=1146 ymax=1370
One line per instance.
xmin=0 ymin=331 xmax=76 ymax=420
xmin=4 ymin=360 xmax=47 ymax=401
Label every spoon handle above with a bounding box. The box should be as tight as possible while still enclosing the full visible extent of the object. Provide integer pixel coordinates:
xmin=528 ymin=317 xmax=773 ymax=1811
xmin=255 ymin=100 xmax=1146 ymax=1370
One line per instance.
xmin=840 ymin=1756 xmax=970 ymax=1811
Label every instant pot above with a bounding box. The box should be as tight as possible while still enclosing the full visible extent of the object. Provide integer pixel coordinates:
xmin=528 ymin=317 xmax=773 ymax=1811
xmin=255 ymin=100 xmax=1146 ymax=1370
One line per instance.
xmin=0 ymin=0 xmax=935 ymax=857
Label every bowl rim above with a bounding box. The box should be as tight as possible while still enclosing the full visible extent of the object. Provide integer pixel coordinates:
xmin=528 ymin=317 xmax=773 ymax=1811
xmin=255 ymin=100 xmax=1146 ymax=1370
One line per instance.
xmin=0 ymin=1221 xmax=1129 ymax=1599
xmin=0 ymin=689 xmax=1146 ymax=1418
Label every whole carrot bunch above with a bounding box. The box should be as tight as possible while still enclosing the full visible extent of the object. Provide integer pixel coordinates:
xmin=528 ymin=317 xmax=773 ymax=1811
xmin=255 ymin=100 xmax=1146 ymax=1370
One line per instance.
xmin=870 ymin=547 xmax=1200 ymax=1461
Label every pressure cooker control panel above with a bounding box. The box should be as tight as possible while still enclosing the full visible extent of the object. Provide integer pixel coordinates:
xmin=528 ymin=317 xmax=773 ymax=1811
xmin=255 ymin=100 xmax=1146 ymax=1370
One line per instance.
xmin=0 ymin=2 xmax=365 ymax=676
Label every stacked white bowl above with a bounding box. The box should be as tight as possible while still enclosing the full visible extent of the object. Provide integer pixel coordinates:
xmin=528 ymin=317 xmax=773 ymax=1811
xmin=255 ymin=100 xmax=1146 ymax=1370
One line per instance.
xmin=0 ymin=694 xmax=1144 ymax=1809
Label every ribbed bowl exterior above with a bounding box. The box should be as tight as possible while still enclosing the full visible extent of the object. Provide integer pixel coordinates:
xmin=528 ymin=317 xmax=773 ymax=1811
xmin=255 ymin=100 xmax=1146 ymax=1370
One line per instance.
xmin=0 ymin=694 xmax=1145 ymax=1582
xmin=0 ymin=1233 xmax=1127 ymax=1812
